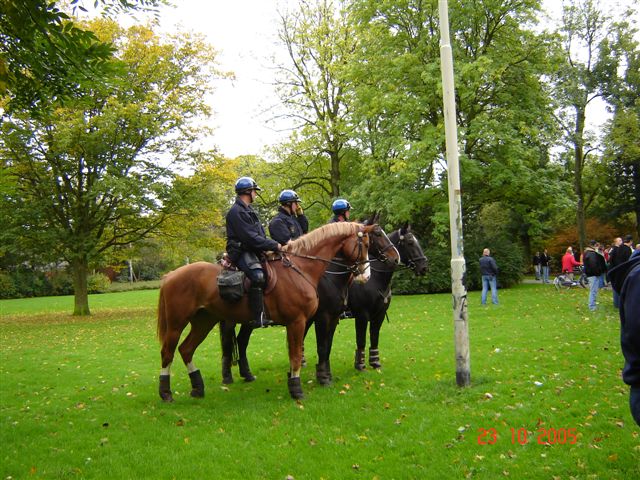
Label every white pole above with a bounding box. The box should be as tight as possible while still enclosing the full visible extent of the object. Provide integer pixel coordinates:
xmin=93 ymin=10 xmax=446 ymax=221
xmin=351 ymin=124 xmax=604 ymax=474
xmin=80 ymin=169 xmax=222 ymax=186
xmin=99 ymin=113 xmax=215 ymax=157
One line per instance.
xmin=438 ymin=0 xmax=471 ymax=387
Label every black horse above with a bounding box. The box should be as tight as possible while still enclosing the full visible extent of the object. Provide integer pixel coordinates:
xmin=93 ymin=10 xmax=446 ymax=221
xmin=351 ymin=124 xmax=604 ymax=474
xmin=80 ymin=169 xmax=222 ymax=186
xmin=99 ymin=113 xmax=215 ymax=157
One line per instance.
xmin=307 ymin=222 xmax=427 ymax=384
xmin=350 ymin=223 xmax=427 ymax=372
xmin=218 ymin=221 xmax=400 ymax=384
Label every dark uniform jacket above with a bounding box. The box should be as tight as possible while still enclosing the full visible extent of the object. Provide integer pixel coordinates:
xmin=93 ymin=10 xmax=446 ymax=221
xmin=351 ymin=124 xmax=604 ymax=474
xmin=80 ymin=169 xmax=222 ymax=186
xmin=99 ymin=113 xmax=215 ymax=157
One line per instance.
xmin=609 ymin=255 xmax=640 ymax=387
xmin=268 ymin=207 xmax=308 ymax=245
xmin=225 ymin=197 xmax=279 ymax=263
xmin=583 ymin=247 xmax=607 ymax=277
xmin=479 ymin=256 xmax=498 ymax=276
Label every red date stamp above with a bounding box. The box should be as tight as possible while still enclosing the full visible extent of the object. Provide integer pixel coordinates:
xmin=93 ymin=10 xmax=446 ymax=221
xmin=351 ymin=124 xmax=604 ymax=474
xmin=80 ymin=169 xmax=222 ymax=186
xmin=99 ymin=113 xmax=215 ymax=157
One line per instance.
xmin=477 ymin=427 xmax=577 ymax=445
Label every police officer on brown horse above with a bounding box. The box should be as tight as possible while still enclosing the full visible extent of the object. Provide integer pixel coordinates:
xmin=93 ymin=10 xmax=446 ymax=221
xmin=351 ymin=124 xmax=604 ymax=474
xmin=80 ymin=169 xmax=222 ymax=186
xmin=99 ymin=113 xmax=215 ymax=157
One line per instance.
xmin=225 ymin=176 xmax=282 ymax=328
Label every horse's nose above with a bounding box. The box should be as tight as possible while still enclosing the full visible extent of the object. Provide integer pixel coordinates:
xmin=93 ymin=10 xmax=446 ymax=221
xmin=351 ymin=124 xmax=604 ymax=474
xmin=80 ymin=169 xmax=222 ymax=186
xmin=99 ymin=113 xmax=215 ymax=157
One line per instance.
xmin=391 ymin=247 xmax=401 ymax=265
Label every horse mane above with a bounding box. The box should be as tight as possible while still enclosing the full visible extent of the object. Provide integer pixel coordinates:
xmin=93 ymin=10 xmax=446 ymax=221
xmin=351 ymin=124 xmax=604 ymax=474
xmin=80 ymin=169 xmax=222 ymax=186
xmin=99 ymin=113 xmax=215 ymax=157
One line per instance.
xmin=286 ymin=222 xmax=360 ymax=255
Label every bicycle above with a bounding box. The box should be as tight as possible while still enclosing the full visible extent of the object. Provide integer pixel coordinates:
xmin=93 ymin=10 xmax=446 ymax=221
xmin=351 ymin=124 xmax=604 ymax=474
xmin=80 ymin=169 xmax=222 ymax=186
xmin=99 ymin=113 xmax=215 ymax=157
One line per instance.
xmin=553 ymin=265 xmax=588 ymax=290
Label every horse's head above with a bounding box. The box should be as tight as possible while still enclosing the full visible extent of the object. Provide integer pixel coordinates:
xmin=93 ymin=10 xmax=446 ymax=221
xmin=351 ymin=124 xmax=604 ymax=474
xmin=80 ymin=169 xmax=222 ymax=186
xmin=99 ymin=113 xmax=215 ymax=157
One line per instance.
xmin=390 ymin=223 xmax=428 ymax=276
xmin=341 ymin=223 xmax=375 ymax=283
xmin=368 ymin=224 xmax=401 ymax=268
xmin=361 ymin=213 xmax=400 ymax=268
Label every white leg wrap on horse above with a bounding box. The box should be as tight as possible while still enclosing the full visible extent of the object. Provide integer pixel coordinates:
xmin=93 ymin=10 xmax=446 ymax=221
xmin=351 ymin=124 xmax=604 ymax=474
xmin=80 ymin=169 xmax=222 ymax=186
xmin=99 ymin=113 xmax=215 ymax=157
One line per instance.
xmin=186 ymin=362 xmax=197 ymax=373
xmin=291 ymin=368 xmax=301 ymax=378
xmin=161 ymin=363 xmax=171 ymax=376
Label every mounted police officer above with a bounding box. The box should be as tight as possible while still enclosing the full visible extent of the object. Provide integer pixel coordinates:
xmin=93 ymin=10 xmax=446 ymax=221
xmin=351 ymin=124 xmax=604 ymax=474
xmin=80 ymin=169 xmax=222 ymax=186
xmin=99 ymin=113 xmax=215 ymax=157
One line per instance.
xmin=269 ymin=189 xmax=309 ymax=245
xmin=330 ymin=198 xmax=351 ymax=223
xmin=226 ymin=176 xmax=282 ymax=328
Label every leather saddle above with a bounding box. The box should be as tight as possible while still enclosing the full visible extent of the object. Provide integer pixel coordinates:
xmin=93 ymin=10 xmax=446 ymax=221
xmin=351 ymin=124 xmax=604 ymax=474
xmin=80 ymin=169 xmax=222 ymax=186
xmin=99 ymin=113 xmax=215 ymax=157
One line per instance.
xmin=220 ymin=253 xmax=278 ymax=296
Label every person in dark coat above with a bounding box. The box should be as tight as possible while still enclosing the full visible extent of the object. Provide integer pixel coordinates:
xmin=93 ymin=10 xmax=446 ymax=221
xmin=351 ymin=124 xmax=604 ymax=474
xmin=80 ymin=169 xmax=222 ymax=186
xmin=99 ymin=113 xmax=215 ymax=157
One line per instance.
xmin=329 ymin=198 xmax=351 ymax=223
xmin=268 ymin=189 xmax=308 ymax=245
xmin=532 ymin=251 xmax=542 ymax=280
xmin=479 ymin=248 xmax=499 ymax=305
xmin=583 ymin=240 xmax=607 ymax=311
xmin=226 ymin=176 xmax=281 ymax=328
xmin=540 ymin=249 xmax=551 ymax=284
xmin=608 ymin=254 xmax=640 ymax=426
xmin=609 ymin=236 xmax=633 ymax=308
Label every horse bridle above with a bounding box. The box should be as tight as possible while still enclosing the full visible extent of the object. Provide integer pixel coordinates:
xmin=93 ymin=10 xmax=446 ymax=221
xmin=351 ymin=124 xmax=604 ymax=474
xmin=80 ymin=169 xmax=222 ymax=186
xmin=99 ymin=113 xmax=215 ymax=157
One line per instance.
xmin=281 ymin=226 xmax=369 ymax=276
xmin=393 ymin=229 xmax=427 ymax=272
xmin=369 ymin=226 xmax=400 ymax=266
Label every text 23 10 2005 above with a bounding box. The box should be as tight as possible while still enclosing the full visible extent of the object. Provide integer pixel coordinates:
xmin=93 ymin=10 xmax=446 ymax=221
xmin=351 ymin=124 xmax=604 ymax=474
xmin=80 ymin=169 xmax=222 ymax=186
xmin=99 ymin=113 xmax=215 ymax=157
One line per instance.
xmin=477 ymin=427 xmax=578 ymax=446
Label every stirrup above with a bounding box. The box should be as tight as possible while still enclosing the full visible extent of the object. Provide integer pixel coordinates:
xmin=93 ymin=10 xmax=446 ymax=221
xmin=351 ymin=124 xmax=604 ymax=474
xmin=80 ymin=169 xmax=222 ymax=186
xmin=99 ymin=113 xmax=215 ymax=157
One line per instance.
xmin=251 ymin=313 xmax=273 ymax=328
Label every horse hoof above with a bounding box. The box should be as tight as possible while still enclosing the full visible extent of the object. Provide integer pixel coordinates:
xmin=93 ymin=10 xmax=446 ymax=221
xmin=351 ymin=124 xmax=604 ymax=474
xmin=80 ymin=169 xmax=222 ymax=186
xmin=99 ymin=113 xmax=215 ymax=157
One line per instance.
xmin=316 ymin=363 xmax=332 ymax=386
xmin=189 ymin=370 xmax=205 ymax=398
xmin=369 ymin=349 xmax=381 ymax=369
xmin=222 ymin=357 xmax=233 ymax=384
xmin=287 ymin=375 xmax=304 ymax=399
xmin=159 ymin=375 xmax=173 ymax=402
xmin=354 ymin=349 xmax=366 ymax=371
xmin=160 ymin=392 xmax=174 ymax=403
xmin=239 ymin=358 xmax=255 ymax=382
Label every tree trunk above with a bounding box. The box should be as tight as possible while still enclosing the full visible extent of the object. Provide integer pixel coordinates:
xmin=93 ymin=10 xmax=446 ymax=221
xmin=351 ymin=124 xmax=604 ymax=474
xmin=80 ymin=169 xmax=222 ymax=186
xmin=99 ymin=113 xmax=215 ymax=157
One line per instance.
xmin=329 ymin=149 xmax=341 ymax=197
xmin=573 ymin=104 xmax=587 ymax=252
xmin=71 ymin=255 xmax=91 ymax=316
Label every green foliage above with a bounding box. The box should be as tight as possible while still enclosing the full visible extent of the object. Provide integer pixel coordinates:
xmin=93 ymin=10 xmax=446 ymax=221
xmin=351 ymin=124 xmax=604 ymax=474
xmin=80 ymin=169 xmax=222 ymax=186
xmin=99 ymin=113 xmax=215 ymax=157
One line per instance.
xmin=47 ymin=271 xmax=74 ymax=296
xmin=1 ymin=19 xmax=224 ymax=314
xmin=1 ymin=287 xmax=638 ymax=478
xmin=87 ymin=272 xmax=111 ymax=293
xmin=0 ymin=272 xmax=17 ymax=299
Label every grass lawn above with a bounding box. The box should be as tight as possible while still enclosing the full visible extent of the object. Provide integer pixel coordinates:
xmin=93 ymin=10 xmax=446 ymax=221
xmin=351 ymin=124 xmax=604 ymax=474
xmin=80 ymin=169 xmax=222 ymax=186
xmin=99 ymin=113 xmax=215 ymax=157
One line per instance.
xmin=1 ymin=283 xmax=638 ymax=479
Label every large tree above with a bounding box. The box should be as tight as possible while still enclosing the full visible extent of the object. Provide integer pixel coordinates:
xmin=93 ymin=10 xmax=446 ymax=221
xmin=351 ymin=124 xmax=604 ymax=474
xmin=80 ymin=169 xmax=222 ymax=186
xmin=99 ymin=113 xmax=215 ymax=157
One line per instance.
xmin=346 ymin=0 xmax=564 ymax=244
xmin=0 ymin=19 xmax=221 ymax=314
xmin=274 ymin=0 xmax=357 ymax=200
xmin=551 ymin=0 xmax=636 ymax=250
xmin=599 ymin=15 xmax=640 ymax=237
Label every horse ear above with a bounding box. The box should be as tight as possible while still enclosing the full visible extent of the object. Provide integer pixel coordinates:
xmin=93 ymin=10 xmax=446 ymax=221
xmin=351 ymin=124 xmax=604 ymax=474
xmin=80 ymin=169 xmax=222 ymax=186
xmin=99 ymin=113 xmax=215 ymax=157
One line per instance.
xmin=373 ymin=212 xmax=380 ymax=224
xmin=400 ymin=221 xmax=409 ymax=235
xmin=361 ymin=212 xmax=374 ymax=225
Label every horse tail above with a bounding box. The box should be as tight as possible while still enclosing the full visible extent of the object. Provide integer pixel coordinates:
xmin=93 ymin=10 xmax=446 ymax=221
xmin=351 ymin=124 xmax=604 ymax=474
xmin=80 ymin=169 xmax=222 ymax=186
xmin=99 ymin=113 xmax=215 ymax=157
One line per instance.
xmin=157 ymin=285 xmax=167 ymax=342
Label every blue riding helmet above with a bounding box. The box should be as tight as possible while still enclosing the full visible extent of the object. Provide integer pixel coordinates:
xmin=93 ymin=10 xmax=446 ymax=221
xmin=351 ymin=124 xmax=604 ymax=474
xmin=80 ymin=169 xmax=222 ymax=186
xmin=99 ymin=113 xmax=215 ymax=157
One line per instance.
xmin=235 ymin=176 xmax=261 ymax=194
xmin=278 ymin=189 xmax=301 ymax=204
xmin=332 ymin=198 xmax=351 ymax=214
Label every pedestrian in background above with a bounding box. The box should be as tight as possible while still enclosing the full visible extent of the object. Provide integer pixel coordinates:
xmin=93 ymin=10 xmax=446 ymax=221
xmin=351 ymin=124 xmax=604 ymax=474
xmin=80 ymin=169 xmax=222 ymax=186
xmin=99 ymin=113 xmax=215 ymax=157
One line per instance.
xmin=540 ymin=249 xmax=551 ymax=284
xmin=532 ymin=251 xmax=542 ymax=281
xmin=479 ymin=248 xmax=499 ymax=305
xmin=583 ymin=240 xmax=607 ymax=312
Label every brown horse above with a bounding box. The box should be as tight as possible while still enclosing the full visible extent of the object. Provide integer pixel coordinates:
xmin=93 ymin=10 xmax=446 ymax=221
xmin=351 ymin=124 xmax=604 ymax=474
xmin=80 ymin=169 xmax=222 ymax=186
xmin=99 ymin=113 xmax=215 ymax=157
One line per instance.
xmin=156 ymin=222 xmax=374 ymax=401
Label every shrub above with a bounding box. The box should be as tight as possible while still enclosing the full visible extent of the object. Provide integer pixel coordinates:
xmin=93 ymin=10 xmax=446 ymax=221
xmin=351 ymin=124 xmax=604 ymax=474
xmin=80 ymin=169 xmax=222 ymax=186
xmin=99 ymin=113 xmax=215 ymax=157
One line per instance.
xmin=87 ymin=273 xmax=111 ymax=293
xmin=0 ymin=272 xmax=17 ymax=299
xmin=47 ymin=271 xmax=74 ymax=296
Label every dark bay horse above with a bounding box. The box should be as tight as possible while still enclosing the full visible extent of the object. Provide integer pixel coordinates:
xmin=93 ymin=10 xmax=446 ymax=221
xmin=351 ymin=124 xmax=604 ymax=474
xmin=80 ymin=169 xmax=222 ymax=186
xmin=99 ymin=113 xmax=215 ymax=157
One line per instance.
xmin=350 ymin=223 xmax=427 ymax=371
xmin=220 ymin=222 xmax=401 ymax=386
xmin=157 ymin=222 xmax=374 ymax=401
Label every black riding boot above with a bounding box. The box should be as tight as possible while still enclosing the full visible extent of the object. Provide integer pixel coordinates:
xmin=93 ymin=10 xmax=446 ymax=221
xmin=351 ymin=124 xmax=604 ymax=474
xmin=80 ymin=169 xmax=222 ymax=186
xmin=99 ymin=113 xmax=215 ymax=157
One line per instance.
xmin=249 ymin=287 xmax=273 ymax=328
